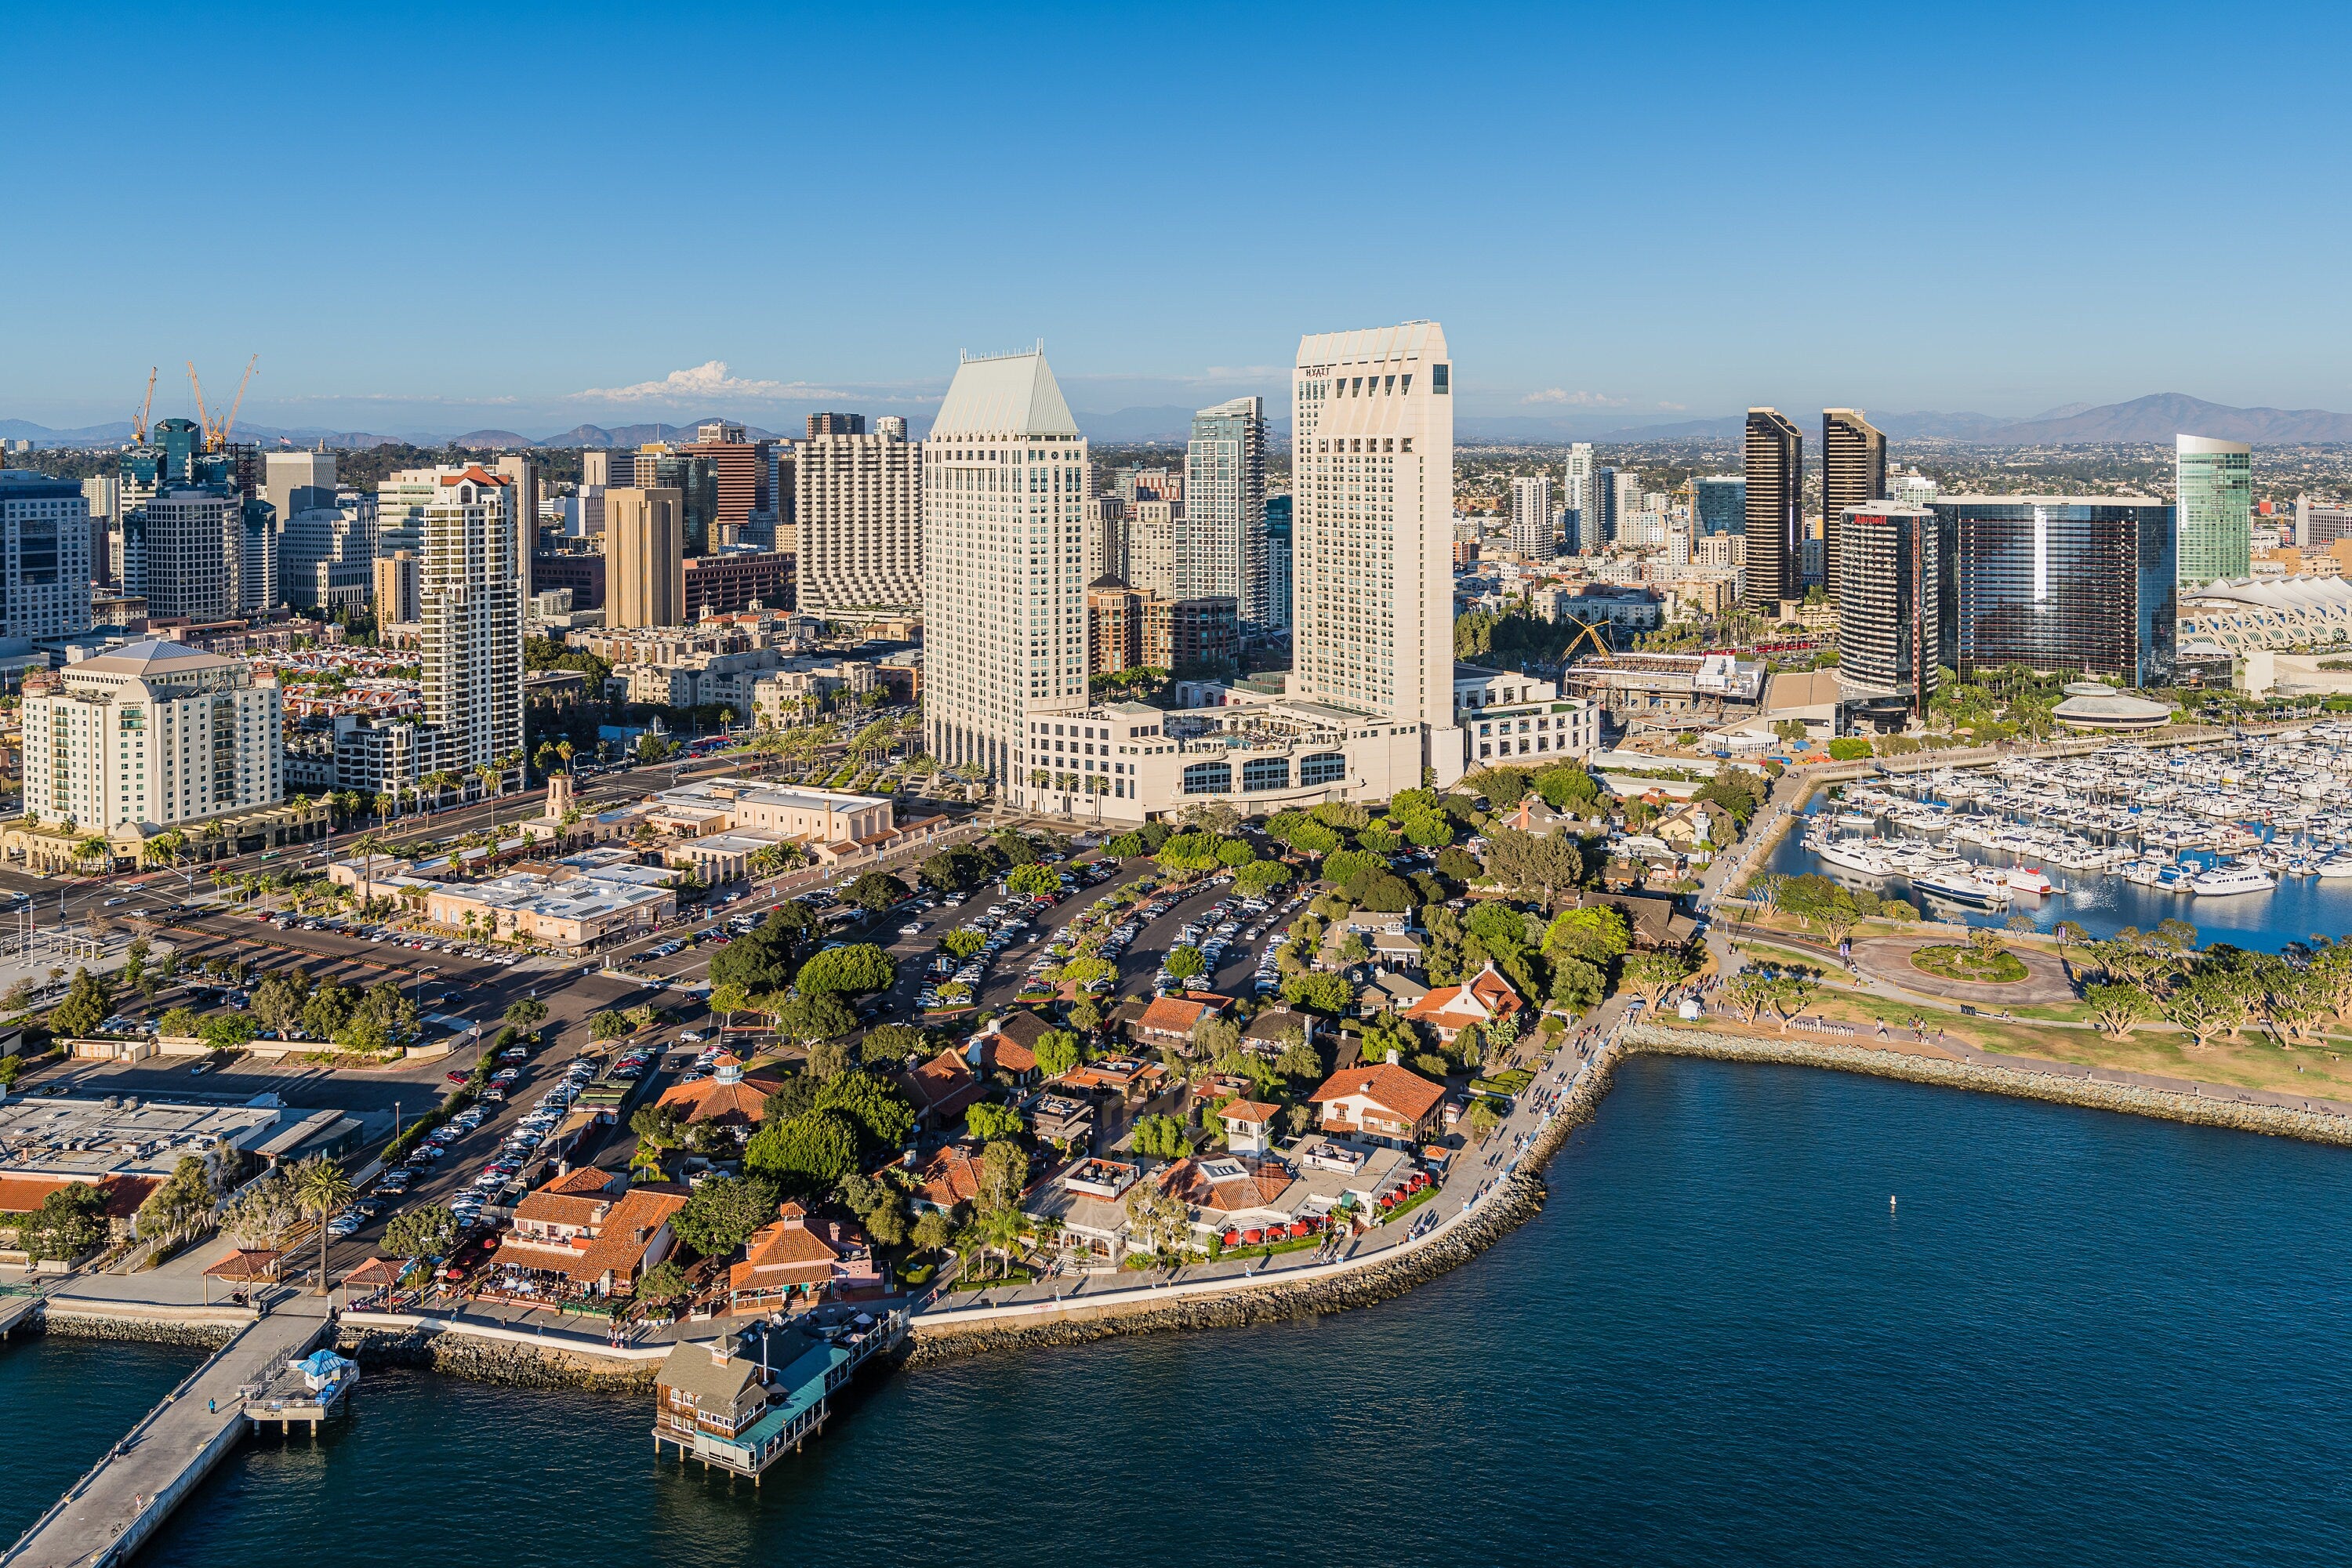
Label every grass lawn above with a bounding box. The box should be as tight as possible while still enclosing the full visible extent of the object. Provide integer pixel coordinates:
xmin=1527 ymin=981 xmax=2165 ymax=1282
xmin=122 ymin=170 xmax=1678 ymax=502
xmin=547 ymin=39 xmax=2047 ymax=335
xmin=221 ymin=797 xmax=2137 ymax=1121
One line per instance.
xmin=1910 ymin=943 xmax=2029 ymax=983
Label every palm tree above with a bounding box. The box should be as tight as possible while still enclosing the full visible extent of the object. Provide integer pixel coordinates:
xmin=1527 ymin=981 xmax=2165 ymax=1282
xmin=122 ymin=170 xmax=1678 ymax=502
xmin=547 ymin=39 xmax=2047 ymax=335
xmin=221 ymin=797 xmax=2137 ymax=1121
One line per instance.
xmin=72 ymin=834 xmax=109 ymax=873
xmin=373 ymin=790 xmax=396 ymax=825
xmin=555 ymin=739 xmax=575 ymax=775
xmin=474 ymin=763 xmax=499 ymax=803
xmin=534 ymin=740 xmax=557 ymax=778
xmin=290 ymin=1156 xmax=354 ymax=1297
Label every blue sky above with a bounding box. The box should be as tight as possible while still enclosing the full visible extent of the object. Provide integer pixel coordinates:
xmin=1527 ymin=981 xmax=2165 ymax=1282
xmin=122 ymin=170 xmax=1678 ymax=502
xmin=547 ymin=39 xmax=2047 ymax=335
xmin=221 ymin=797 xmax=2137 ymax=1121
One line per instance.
xmin=6 ymin=1 xmax=2350 ymax=437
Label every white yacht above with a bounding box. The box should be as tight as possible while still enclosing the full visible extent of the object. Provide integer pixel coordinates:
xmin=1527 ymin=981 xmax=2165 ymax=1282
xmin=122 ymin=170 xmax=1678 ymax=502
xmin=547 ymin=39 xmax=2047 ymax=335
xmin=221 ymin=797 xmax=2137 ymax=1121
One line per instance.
xmin=1911 ymin=866 xmax=2014 ymax=908
xmin=2190 ymin=863 xmax=2278 ymax=896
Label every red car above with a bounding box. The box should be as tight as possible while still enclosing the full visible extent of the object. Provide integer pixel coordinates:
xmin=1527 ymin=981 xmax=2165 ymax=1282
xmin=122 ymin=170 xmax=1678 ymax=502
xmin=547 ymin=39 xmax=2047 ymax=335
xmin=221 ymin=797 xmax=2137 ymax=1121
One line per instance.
xmin=444 ymin=1070 xmax=470 ymax=1086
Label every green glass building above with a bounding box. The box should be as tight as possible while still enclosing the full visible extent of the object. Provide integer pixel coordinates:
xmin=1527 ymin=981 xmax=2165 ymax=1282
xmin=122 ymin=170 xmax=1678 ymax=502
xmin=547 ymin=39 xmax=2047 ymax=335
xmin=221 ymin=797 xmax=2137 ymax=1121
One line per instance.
xmin=2176 ymin=434 xmax=2252 ymax=588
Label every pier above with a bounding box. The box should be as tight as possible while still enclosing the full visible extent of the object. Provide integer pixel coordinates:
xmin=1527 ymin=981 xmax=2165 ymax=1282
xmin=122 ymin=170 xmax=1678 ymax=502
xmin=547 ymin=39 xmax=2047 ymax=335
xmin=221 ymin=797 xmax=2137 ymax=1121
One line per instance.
xmin=652 ymin=1308 xmax=906 ymax=1483
xmin=2 ymin=1302 xmax=332 ymax=1568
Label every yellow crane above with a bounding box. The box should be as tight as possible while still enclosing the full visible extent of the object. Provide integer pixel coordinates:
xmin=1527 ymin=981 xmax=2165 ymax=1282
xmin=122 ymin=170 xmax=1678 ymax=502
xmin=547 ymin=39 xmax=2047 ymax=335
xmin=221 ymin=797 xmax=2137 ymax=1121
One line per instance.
xmin=132 ymin=367 xmax=157 ymax=442
xmin=186 ymin=355 xmax=258 ymax=451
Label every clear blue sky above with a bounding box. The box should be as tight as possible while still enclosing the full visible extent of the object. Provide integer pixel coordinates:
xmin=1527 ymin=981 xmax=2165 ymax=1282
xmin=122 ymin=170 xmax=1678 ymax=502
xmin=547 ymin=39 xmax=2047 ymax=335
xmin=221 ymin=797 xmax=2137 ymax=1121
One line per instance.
xmin=7 ymin=1 xmax=2350 ymax=437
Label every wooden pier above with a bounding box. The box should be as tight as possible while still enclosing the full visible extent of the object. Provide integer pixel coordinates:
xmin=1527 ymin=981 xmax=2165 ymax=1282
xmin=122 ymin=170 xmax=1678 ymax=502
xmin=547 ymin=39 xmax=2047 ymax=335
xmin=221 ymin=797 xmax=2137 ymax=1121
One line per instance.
xmin=651 ymin=1308 xmax=906 ymax=1483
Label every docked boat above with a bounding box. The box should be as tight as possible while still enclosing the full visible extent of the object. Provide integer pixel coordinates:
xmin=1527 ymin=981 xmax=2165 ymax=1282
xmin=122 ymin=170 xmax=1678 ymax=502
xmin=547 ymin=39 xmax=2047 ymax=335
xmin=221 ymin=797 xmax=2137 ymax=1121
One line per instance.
xmin=2190 ymin=863 xmax=2278 ymax=896
xmin=1998 ymin=866 xmax=2059 ymax=896
xmin=1911 ymin=866 xmax=2014 ymax=907
xmin=2319 ymin=857 xmax=2352 ymax=880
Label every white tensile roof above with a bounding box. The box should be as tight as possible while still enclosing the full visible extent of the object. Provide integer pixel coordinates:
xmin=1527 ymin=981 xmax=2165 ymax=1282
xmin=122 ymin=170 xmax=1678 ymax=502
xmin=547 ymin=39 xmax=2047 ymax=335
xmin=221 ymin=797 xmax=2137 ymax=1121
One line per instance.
xmin=929 ymin=350 xmax=1079 ymax=439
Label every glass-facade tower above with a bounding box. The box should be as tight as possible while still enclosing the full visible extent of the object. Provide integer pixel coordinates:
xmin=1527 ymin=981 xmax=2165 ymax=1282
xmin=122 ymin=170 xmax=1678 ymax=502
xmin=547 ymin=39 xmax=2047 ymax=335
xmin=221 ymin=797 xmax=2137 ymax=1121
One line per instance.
xmin=2176 ymin=434 xmax=2252 ymax=589
xmin=1694 ymin=475 xmax=1746 ymax=537
xmin=1929 ymin=495 xmax=2176 ymax=688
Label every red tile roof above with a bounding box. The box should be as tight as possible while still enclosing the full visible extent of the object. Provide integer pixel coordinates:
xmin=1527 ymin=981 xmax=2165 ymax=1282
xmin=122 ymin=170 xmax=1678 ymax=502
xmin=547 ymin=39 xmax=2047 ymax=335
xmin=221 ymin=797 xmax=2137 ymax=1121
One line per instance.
xmin=1135 ymin=996 xmax=1217 ymax=1038
xmin=1402 ymin=963 xmax=1524 ymax=1031
xmin=1220 ymin=1099 xmax=1282 ymax=1126
xmin=916 ymin=1145 xmax=983 ymax=1209
xmin=655 ymin=1069 xmax=782 ymax=1127
xmin=0 ymin=1173 xmax=158 ymax=1220
xmin=1307 ymin=1062 xmax=1446 ymax=1124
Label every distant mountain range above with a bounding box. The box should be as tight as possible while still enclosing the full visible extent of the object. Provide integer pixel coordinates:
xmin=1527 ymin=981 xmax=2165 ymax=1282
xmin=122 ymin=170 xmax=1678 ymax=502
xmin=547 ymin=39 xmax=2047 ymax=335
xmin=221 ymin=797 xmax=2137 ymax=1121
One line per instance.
xmin=1457 ymin=394 xmax=2352 ymax=447
xmin=11 ymin=391 xmax=2352 ymax=452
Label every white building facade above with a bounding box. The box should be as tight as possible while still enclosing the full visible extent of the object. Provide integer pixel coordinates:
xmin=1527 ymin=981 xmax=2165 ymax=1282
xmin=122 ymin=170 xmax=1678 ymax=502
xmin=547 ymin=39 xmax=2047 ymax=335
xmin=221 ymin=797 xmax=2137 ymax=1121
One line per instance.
xmin=420 ymin=466 xmax=524 ymax=777
xmin=22 ymin=641 xmax=282 ymax=831
xmin=794 ymin=420 xmax=923 ymax=612
xmin=1508 ymin=474 xmax=1555 ymax=559
xmin=1291 ymin=321 xmax=1464 ymax=786
xmin=140 ymin=488 xmax=241 ymax=621
xmin=0 ymin=471 xmax=94 ymax=638
xmin=1181 ymin=395 xmax=1269 ymax=626
xmin=921 ymin=350 xmax=1091 ymax=797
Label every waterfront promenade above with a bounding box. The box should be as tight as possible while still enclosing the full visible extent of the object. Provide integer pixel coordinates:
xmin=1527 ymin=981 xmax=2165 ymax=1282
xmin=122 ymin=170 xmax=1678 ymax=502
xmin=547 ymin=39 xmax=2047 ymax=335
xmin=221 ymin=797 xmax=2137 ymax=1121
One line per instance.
xmin=4 ymin=1301 xmax=329 ymax=1568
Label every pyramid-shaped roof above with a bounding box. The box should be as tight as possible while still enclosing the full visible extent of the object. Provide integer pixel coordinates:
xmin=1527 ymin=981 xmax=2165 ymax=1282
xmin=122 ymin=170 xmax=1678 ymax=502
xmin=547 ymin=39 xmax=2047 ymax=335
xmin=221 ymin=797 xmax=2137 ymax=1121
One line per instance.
xmin=930 ymin=349 xmax=1080 ymax=439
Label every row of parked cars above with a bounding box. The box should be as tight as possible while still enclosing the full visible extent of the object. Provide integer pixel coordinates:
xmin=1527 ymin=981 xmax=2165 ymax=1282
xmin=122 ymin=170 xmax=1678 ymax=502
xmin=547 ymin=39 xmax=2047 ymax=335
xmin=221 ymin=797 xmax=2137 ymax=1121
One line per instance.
xmin=1251 ymin=892 xmax=1319 ymax=994
xmin=916 ymin=891 xmax=1058 ymax=1010
xmin=260 ymin=913 xmax=522 ymax=966
xmin=1156 ymin=891 xmax=1291 ymax=994
xmin=448 ymin=1058 xmax=599 ymax=1229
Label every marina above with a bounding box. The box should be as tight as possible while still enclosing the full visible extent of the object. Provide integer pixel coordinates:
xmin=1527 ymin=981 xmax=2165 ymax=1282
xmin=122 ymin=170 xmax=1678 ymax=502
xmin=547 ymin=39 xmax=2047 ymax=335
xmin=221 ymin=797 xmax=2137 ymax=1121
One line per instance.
xmin=1769 ymin=727 xmax=2352 ymax=949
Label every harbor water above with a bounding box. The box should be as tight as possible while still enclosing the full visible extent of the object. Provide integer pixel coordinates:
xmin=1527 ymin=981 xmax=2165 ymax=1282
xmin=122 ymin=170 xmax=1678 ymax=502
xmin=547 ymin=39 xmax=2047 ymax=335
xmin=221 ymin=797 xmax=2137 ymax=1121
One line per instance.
xmin=15 ymin=1058 xmax=2352 ymax=1567
xmin=0 ymin=1336 xmax=204 ymax=1544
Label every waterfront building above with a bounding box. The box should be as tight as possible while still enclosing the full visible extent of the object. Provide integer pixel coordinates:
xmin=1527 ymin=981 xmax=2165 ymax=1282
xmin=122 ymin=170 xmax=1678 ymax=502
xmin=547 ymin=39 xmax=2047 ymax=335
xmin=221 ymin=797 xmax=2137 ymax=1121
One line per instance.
xmin=420 ymin=466 xmax=524 ymax=776
xmin=1743 ymin=408 xmax=1803 ymax=611
xmin=1509 ymin=475 xmax=1555 ymax=559
xmin=921 ymin=348 xmax=1091 ymax=797
xmin=1820 ymin=409 xmax=1886 ymax=598
xmin=0 ymin=470 xmax=93 ymax=639
xmin=1291 ymin=321 xmax=1463 ymax=783
xmin=1835 ymin=503 xmax=1940 ymax=720
xmin=1929 ymin=494 xmax=2176 ymax=686
xmin=1182 ymin=396 xmax=1270 ymax=628
xmin=2177 ymin=433 xmax=2253 ymax=589
xmin=604 ymin=487 xmax=687 ymax=628
xmin=793 ymin=414 xmax=919 ymax=611
xmin=1694 ymin=474 xmax=1746 ymax=538
xmin=1015 ymin=696 xmax=1423 ymax=821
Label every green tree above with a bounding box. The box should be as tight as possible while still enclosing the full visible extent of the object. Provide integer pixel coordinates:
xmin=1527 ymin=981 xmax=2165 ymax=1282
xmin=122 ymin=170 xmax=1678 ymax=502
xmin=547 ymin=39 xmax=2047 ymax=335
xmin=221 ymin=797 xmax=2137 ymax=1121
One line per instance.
xmin=1129 ymin=1113 xmax=1191 ymax=1160
xmin=912 ymin=1208 xmax=953 ymax=1253
xmin=1164 ymin=945 xmax=1205 ymax=981
xmin=1283 ymin=971 xmax=1355 ymax=1015
xmin=24 ymin=1183 xmax=108 ymax=1262
xmin=1034 ymin=1029 xmax=1084 ymax=1078
xmin=967 ymin=1102 xmax=1027 ymax=1142
xmin=794 ymin=942 xmax=897 ymax=996
xmin=635 ymin=1258 xmax=688 ymax=1308
xmin=135 ymin=1155 xmax=220 ymax=1250
xmin=50 ymin=967 xmax=111 ymax=1037
xmin=942 ymin=928 xmax=987 ymax=960
xmin=845 ymin=870 xmax=912 ymax=913
xmin=814 ymin=1069 xmax=917 ymax=1150
xmin=860 ymin=1023 xmax=935 ymax=1070
xmin=1465 ymin=1099 xmax=1502 ymax=1141
xmin=1007 ymin=862 xmax=1062 ymax=898
xmin=774 ymin=993 xmax=858 ymax=1044
xmin=1483 ymin=828 xmax=1585 ymax=910
xmin=502 ymin=997 xmax=549 ymax=1030
xmin=383 ymin=1203 xmax=458 ymax=1260
xmin=1621 ymin=949 xmax=1697 ymax=1008
xmin=2085 ymin=982 xmax=2154 ymax=1040
xmin=290 ymin=1155 xmax=354 ymax=1296
xmin=744 ymin=1110 xmax=860 ymax=1192
xmin=1233 ymin=860 xmax=1293 ymax=898
xmin=670 ymin=1172 xmax=781 ymax=1257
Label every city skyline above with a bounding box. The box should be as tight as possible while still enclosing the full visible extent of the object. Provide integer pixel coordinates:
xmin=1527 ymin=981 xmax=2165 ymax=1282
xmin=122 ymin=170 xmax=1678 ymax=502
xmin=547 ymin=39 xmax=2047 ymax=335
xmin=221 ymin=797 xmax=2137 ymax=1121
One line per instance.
xmin=5 ymin=5 xmax=2352 ymax=430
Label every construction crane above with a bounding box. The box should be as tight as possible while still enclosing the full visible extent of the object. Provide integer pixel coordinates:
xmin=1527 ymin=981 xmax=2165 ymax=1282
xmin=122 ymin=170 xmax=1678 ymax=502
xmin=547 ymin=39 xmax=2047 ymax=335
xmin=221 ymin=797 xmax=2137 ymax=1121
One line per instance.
xmin=186 ymin=355 xmax=258 ymax=451
xmin=132 ymin=367 xmax=157 ymax=443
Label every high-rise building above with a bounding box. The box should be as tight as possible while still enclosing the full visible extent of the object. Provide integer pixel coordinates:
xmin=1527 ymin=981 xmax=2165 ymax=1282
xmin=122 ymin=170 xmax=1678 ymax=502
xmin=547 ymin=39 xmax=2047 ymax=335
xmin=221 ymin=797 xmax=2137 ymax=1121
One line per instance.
xmin=1181 ymin=396 xmax=1269 ymax=626
xmin=1291 ymin=321 xmax=1462 ymax=781
xmin=494 ymin=455 xmax=541 ymax=602
xmin=677 ymin=424 xmax=775 ymax=550
xmin=80 ymin=475 xmax=119 ymax=586
xmin=374 ymin=468 xmax=443 ymax=557
xmin=793 ymin=416 xmax=921 ymax=610
xmin=2176 ymin=433 xmax=2252 ymax=588
xmin=604 ymin=487 xmax=687 ymax=627
xmin=22 ymin=641 xmax=282 ymax=832
xmin=1820 ymin=409 xmax=1886 ymax=597
xmin=140 ymin=488 xmax=241 ymax=621
xmin=1142 ymin=594 xmax=1240 ymax=673
xmin=374 ymin=550 xmax=419 ymax=626
xmin=1693 ymin=475 xmax=1745 ymax=540
xmin=581 ymin=450 xmax=627 ymax=488
xmin=1264 ymin=493 xmax=1294 ymax=630
xmin=238 ymin=503 xmax=278 ymax=613
xmin=1086 ymin=579 xmax=1144 ymax=676
xmin=1743 ymin=408 xmax=1804 ymax=610
xmin=1835 ymin=503 xmax=1940 ymax=719
xmin=420 ymin=466 xmax=523 ymax=775
xmin=281 ymin=495 xmax=375 ymax=613
xmin=1081 ymin=496 xmax=1120 ymax=586
xmin=1122 ymin=499 xmax=1177 ymax=596
xmin=0 ymin=471 xmax=94 ymax=638
xmin=1563 ymin=442 xmax=1594 ymax=518
xmin=260 ymin=452 xmax=337 ymax=535
xmin=921 ymin=348 xmax=1091 ymax=795
xmin=1930 ymin=495 xmax=2176 ymax=686
xmin=1509 ymin=475 xmax=1555 ymax=559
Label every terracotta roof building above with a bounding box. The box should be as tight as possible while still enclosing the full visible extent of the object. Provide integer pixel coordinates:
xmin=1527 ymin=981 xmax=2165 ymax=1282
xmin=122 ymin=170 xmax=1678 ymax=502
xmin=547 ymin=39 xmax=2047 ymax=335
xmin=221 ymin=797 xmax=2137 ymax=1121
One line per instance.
xmin=898 ymin=1047 xmax=985 ymax=1131
xmin=728 ymin=1201 xmax=880 ymax=1310
xmin=913 ymin=1145 xmax=984 ymax=1212
xmin=655 ymin=1055 xmax=784 ymax=1128
xmin=1400 ymin=962 xmax=1525 ymax=1043
xmin=1306 ymin=1062 xmax=1448 ymax=1149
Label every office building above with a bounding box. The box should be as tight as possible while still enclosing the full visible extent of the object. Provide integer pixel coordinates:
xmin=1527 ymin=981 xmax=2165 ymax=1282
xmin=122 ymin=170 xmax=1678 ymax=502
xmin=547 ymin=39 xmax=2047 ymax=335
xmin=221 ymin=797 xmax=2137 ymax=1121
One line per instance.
xmin=1695 ymin=474 xmax=1746 ymax=538
xmin=374 ymin=468 xmax=442 ymax=557
xmin=494 ymin=455 xmax=541 ymax=601
xmin=1142 ymin=594 xmax=1240 ymax=673
xmin=260 ymin=452 xmax=337 ymax=535
xmin=605 ymin=488 xmax=686 ymax=627
xmin=1820 ymin=409 xmax=1886 ymax=597
xmin=581 ymin=450 xmax=627 ymax=488
xmin=793 ymin=414 xmax=920 ymax=610
xmin=1292 ymin=321 xmax=1463 ymax=782
xmin=420 ymin=466 xmax=524 ymax=775
xmin=531 ymin=551 xmax=605 ymax=612
xmin=1182 ymin=396 xmax=1270 ymax=626
xmin=1835 ymin=503 xmax=1940 ymax=719
xmin=22 ymin=641 xmax=281 ymax=831
xmin=1743 ymin=408 xmax=1804 ymax=610
xmin=140 ymin=488 xmax=241 ymax=621
xmin=0 ymin=471 xmax=94 ymax=638
xmin=678 ymin=423 xmax=777 ymax=550
xmin=2176 ymin=434 xmax=2252 ymax=588
xmin=281 ymin=496 xmax=375 ymax=613
xmin=239 ymin=503 xmax=278 ymax=613
xmin=374 ymin=550 xmax=419 ymax=626
xmin=1585 ymin=466 xmax=1620 ymax=547
xmin=1931 ymin=495 xmax=2176 ymax=687
xmin=1509 ymin=475 xmax=1555 ymax=558
xmin=1264 ymin=493 xmax=1293 ymax=630
xmin=684 ymin=550 xmax=794 ymax=618
xmin=81 ymin=476 xmax=119 ymax=586
xmin=921 ymin=348 xmax=1091 ymax=796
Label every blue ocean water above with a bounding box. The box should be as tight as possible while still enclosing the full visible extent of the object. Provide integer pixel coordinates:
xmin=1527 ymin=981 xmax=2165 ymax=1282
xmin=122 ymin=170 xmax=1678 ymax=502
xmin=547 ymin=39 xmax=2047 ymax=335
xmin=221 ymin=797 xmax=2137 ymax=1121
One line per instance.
xmin=0 ymin=1335 xmax=203 ymax=1543
xmin=46 ymin=1057 xmax=2350 ymax=1567
xmin=1766 ymin=799 xmax=2352 ymax=953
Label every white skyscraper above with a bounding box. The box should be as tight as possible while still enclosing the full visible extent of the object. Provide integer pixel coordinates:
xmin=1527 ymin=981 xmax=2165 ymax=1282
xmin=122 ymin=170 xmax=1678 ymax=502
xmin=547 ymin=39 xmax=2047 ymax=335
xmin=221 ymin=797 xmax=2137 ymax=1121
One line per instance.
xmin=1291 ymin=321 xmax=1463 ymax=783
xmin=922 ymin=349 xmax=1091 ymax=798
xmin=796 ymin=418 xmax=924 ymax=611
xmin=1181 ymin=395 xmax=1269 ymax=625
xmin=1509 ymin=474 xmax=1555 ymax=558
xmin=1564 ymin=442 xmax=1595 ymax=549
xmin=22 ymin=641 xmax=281 ymax=832
xmin=420 ymin=466 xmax=523 ymax=777
xmin=0 ymin=471 xmax=94 ymax=637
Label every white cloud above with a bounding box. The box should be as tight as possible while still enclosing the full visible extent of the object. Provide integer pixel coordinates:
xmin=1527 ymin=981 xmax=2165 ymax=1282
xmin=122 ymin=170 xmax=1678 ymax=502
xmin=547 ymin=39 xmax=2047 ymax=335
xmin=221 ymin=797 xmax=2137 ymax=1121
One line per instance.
xmin=1521 ymin=387 xmax=1632 ymax=407
xmin=571 ymin=361 xmax=864 ymax=405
